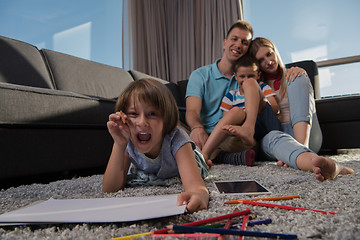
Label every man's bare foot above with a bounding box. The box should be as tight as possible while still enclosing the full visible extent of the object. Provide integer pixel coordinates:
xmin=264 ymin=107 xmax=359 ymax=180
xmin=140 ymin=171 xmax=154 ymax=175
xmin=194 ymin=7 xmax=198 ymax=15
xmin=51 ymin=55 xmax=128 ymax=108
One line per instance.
xmin=222 ymin=125 xmax=256 ymax=147
xmin=276 ymin=160 xmax=289 ymax=168
xmin=312 ymin=156 xmax=354 ymax=181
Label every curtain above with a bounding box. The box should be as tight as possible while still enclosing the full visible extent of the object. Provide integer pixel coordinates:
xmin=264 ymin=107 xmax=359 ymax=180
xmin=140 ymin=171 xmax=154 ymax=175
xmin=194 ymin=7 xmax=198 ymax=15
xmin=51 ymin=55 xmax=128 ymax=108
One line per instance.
xmin=128 ymin=0 xmax=243 ymax=83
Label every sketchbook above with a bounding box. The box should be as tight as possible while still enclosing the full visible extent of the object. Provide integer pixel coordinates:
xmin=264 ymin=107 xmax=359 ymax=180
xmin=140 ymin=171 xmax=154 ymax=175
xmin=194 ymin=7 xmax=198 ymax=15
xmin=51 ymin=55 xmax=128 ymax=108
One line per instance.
xmin=0 ymin=194 xmax=186 ymax=225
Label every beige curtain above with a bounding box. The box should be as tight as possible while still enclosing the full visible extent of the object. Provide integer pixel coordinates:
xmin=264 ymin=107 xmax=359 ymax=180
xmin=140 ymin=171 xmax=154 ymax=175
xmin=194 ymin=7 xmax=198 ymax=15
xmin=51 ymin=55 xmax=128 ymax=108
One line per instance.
xmin=129 ymin=0 xmax=243 ymax=83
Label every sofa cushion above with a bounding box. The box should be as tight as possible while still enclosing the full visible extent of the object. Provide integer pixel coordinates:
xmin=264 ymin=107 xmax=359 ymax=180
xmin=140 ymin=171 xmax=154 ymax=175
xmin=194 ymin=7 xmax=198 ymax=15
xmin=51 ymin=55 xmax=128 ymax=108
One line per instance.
xmin=0 ymin=82 xmax=115 ymax=126
xmin=128 ymin=69 xmax=186 ymax=108
xmin=129 ymin=69 xmax=169 ymax=84
xmin=0 ymin=36 xmax=54 ymax=89
xmin=41 ymin=49 xmax=134 ymax=99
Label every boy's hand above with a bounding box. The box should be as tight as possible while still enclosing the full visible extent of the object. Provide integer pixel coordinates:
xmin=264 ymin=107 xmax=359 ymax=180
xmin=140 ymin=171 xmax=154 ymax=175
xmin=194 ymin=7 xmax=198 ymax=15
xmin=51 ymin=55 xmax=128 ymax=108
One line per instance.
xmin=177 ymin=191 xmax=209 ymax=213
xmin=107 ymin=111 xmax=130 ymax=146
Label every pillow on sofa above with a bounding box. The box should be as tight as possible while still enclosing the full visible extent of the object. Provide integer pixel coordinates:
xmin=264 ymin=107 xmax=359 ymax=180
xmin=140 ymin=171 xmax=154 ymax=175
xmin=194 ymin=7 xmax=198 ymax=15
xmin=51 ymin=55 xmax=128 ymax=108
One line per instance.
xmin=0 ymin=36 xmax=54 ymax=89
xmin=41 ymin=49 xmax=134 ymax=99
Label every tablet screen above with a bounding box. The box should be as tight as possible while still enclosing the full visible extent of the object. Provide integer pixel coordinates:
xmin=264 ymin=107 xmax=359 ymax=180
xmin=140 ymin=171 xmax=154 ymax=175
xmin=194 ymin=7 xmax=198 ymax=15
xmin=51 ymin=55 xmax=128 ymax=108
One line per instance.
xmin=215 ymin=180 xmax=271 ymax=195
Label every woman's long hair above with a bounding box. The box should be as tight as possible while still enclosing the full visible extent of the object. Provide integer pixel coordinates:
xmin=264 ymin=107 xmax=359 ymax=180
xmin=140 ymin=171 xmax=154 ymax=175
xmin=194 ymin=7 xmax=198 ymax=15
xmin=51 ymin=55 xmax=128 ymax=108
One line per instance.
xmin=249 ymin=37 xmax=287 ymax=99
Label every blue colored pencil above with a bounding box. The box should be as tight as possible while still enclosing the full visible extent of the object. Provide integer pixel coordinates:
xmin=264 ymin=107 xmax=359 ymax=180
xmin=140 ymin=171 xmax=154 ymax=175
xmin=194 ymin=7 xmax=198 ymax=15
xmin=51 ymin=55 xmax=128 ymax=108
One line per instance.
xmin=168 ymin=225 xmax=298 ymax=239
xmin=232 ymin=218 xmax=272 ymax=229
xmin=248 ymin=218 xmax=272 ymax=227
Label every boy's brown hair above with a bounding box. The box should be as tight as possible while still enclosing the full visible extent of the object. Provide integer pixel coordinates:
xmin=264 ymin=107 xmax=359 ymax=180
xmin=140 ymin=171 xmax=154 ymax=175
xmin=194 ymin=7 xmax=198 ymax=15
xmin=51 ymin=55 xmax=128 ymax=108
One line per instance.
xmin=115 ymin=78 xmax=179 ymax=135
xmin=234 ymin=53 xmax=261 ymax=74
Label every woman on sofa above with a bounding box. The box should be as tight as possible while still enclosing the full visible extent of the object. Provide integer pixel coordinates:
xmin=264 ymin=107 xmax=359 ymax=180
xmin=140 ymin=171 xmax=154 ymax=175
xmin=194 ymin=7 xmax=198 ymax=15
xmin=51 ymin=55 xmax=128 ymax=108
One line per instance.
xmin=226 ymin=37 xmax=354 ymax=181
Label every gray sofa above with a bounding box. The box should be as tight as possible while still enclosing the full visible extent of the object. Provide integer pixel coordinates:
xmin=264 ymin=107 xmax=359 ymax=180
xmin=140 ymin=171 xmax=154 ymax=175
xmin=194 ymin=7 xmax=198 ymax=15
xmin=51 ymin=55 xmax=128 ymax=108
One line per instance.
xmin=0 ymin=35 xmax=171 ymax=186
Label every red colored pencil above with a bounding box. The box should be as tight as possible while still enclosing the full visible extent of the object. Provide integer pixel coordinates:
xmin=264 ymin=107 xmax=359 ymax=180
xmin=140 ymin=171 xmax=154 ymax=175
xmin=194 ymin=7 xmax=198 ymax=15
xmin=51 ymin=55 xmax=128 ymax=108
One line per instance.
xmin=242 ymin=200 xmax=337 ymax=215
xmin=218 ymin=208 xmax=240 ymax=240
xmin=153 ymin=208 xmax=251 ymax=234
xmin=238 ymin=213 xmax=249 ymax=240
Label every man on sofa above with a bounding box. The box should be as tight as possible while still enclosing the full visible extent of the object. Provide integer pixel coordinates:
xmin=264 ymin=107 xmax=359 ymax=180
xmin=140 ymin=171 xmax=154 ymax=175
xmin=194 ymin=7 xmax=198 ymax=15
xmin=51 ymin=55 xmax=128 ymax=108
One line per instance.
xmin=185 ymin=20 xmax=255 ymax=166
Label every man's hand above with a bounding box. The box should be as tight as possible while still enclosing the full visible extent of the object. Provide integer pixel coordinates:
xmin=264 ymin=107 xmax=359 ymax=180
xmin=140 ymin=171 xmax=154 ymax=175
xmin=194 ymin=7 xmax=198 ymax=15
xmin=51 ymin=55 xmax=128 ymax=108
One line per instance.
xmin=189 ymin=127 xmax=208 ymax=150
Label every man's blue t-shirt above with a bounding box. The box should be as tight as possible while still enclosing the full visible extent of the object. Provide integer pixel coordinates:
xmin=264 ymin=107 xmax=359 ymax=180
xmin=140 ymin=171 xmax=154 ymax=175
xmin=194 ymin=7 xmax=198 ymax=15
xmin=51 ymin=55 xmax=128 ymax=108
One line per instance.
xmin=185 ymin=59 xmax=239 ymax=133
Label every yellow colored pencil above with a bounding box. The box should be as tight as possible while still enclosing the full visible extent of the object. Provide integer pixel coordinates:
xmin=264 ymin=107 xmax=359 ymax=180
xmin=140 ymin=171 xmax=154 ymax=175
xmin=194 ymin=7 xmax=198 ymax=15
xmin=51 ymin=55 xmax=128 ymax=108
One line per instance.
xmin=224 ymin=195 xmax=300 ymax=204
xmin=109 ymin=231 xmax=152 ymax=240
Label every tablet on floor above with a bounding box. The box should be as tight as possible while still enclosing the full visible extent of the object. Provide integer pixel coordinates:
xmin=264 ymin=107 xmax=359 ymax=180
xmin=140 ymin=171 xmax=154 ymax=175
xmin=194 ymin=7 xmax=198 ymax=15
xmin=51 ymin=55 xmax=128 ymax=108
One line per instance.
xmin=214 ymin=180 xmax=271 ymax=195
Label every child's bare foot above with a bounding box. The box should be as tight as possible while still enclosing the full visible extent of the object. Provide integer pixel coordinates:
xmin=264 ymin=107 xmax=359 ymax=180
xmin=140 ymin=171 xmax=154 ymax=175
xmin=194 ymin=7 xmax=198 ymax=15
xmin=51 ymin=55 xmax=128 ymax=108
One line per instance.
xmin=206 ymin=159 xmax=213 ymax=169
xmin=222 ymin=125 xmax=256 ymax=147
xmin=276 ymin=160 xmax=289 ymax=168
xmin=312 ymin=156 xmax=354 ymax=181
xmin=202 ymin=153 xmax=212 ymax=169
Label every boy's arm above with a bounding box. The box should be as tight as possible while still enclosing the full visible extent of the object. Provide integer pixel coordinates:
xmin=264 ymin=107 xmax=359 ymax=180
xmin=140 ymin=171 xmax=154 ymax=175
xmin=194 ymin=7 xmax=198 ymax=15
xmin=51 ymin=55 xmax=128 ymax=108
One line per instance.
xmin=175 ymin=142 xmax=209 ymax=213
xmin=267 ymin=95 xmax=280 ymax=115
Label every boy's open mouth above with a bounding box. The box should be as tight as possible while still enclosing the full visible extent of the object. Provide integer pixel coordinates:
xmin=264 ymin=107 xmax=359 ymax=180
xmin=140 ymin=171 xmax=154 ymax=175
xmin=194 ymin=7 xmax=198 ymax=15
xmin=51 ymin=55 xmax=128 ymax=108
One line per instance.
xmin=137 ymin=132 xmax=151 ymax=142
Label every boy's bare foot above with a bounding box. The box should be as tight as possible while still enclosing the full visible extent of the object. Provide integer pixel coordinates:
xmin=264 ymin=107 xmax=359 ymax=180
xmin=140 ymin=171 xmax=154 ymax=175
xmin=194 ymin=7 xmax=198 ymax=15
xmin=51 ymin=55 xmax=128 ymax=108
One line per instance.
xmin=276 ymin=160 xmax=289 ymax=168
xmin=312 ymin=156 xmax=354 ymax=181
xmin=202 ymin=153 xmax=213 ymax=169
xmin=206 ymin=159 xmax=213 ymax=169
xmin=222 ymin=125 xmax=256 ymax=147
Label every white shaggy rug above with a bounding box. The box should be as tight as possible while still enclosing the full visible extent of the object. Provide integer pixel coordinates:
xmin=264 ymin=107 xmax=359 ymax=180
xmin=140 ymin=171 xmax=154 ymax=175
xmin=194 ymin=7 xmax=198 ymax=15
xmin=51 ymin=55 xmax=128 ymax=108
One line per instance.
xmin=0 ymin=149 xmax=359 ymax=240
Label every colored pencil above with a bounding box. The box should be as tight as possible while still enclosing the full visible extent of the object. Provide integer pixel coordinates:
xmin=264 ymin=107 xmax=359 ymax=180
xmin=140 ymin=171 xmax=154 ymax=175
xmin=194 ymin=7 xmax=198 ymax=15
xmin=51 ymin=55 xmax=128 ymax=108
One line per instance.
xmin=242 ymin=200 xmax=337 ymax=215
xmin=152 ymin=233 xmax=221 ymax=238
xmin=238 ymin=213 xmax=249 ymax=240
xmin=231 ymin=218 xmax=272 ymax=229
xmin=110 ymin=231 xmax=152 ymax=240
xmin=224 ymin=208 xmax=239 ymax=229
xmin=247 ymin=218 xmax=272 ymax=227
xmin=153 ymin=208 xmax=251 ymax=234
xmin=218 ymin=208 xmax=239 ymax=240
xmin=168 ymin=225 xmax=298 ymax=239
xmin=203 ymin=223 xmax=225 ymax=228
xmin=119 ymin=111 xmax=126 ymax=123
xmin=224 ymin=195 xmax=300 ymax=204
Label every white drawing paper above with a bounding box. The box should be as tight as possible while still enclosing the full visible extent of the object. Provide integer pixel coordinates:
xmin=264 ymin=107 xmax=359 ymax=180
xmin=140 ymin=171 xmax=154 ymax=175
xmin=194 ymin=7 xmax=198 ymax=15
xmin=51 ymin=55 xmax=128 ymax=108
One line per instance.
xmin=0 ymin=194 xmax=186 ymax=225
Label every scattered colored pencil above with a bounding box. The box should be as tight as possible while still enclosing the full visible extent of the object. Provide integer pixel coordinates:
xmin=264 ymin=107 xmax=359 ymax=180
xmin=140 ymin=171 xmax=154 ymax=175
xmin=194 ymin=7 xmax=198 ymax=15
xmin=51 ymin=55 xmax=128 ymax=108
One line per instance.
xmin=242 ymin=200 xmax=337 ymax=215
xmin=153 ymin=208 xmax=251 ymax=234
xmin=152 ymin=233 xmax=221 ymax=238
xmin=238 ymin=213 xmax=249 ymax=240
xmin=218 ymin=208 xmax=239 ymax=240
xmin=231 ymin=218 xmax=272 ymax=229
xmin=167 ymin=225 xmax=298 ymax=239
xmin=110 ymin=231 xmax=152 ymax=240
xmin=224 ymin=195 xmax=301 ymax=204
xmin=203 ymin=223 xmax=225 ymax=228
xmin=247 ymin=218 xmax=272 ymax=227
